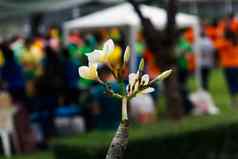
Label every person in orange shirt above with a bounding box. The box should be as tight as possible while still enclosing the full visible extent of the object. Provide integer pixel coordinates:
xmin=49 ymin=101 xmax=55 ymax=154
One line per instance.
xmin=205 ymin=20 xmax=219 ymax=42
xmin=184 ymin=27 xmax=195 ymax=44
xmin=228 ymin=13 xmax=238 ymax=35
xmin=216 ymin=29 xmax=238 ymax=107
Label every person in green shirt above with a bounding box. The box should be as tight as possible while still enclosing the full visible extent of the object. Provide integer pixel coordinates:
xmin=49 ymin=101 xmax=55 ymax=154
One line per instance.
xmin=176 ymin=36 xmax=193 ymax=71
xmin=176 ymin=33 xmax=194 ymax=114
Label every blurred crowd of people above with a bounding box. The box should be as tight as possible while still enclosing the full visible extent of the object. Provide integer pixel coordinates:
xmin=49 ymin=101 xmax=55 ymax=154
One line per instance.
xmin=198 ymin=13 xmax=238 ymax=107
xmin=1 ymin=12 xmax=238 ymax=152
xmin=171 ymin=13 xmax=238 ymax=114
xmin=0 ymin=27 xmax=157 ymax=151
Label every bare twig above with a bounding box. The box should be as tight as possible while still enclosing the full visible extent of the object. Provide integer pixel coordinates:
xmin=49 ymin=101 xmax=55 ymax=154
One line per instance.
xmin=97 ymin=78 xmax=122 ymax=99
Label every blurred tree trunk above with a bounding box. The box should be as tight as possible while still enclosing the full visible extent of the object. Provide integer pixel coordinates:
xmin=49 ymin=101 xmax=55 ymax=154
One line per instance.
xmin=128 ymin=0 xmax=184 ymax=119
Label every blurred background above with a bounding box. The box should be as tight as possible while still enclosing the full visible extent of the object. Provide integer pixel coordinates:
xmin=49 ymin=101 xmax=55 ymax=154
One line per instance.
xmin=0 ymin=0 xmax=238 ymax=159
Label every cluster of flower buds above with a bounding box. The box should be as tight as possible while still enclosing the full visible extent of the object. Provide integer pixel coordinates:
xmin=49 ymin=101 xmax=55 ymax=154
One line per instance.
xmin=127 ymin=58 xmax=172 ymax=98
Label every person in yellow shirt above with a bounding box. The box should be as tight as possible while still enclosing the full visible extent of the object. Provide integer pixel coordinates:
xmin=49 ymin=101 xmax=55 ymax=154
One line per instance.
xmin=0 ymin=50 xmax=4 ymax=66
xmin=21 ymin=39 xmax=39 ymax=80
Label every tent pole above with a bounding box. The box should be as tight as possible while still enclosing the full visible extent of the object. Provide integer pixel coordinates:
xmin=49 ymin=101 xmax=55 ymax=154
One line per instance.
xmin=128 ymin=26 xmax=137 ymax=72
xmin=190 ymin=0 xmax=202 ymax=89
xmin=63 ymin=25 xmax=69 ymax=45
xmin=193 ymin=22 xmax=202 ymax=89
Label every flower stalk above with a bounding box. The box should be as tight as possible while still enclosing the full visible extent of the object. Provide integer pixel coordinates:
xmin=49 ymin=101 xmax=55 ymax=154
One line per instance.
xmin=122 ymin=97 xmax=128 ymax=121
xmin=77 ymin=39 xmax=172 ymax=159
xmin=105 ymin=120 xmax=129 ymax=159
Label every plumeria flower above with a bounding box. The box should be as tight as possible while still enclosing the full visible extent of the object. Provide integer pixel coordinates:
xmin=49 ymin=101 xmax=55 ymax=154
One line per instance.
xmin=86 ymin=39 xmax=120 ymax=65
xmin=78 ymin=38 xmax=173 ymax=100
xmin=78 ymin=63 xmax=98 ymax=80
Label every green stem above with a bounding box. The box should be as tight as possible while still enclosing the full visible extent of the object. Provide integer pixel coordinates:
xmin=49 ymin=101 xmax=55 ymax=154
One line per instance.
xmin=98 ymin=78 xmax=122 ymax=99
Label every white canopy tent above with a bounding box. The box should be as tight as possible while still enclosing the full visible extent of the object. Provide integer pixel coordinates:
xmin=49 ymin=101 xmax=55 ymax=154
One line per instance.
xmin=64 ymin=3 xmax=200 ymax=72
xmin=64 ymin=3 xmax=199 ymax=30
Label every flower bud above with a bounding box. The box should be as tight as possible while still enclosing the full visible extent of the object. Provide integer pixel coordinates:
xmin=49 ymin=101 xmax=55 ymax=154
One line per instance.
xmin=138 ymin=58 xmax=144 ymax=72
xmin=123 ymin=46 xmax=130 ymax=63
xmin=155 ymin=69 xmax=173 ymax=81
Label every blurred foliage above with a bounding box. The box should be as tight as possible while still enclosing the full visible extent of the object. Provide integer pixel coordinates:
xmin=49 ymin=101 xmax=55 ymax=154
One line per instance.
xmin=53 ymin=110 xmax=238 ymax=159
xmin=0 ymin=152 xmax=53 ymax=159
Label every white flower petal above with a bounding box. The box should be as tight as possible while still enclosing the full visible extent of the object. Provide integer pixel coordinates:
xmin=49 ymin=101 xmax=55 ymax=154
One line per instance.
xmin=86 ymin=50 xmax=106 ymax=64
xmin=78 ymin=66 xmax=89 ymax=79
xmin=141 ymin=74 xmax=150 ymax=86
xmin=140 ymin=87 xmax=155 ymax=94
xmin=103 ymin=39 xmax=115 ymax=54
xmin=78 ymin=65 xmax=98 ymax=80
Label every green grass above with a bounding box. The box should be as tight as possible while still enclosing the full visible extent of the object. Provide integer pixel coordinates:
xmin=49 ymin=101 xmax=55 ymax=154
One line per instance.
xmin=188 ymin=69 xmax=231 ymax=112
xmin=56 ymin=110 xmax=238 ymax=148
xmin=158 ymin=69 xmax=231 ymax=116
xmin=0 ymin=69 xmax=236 ymax=159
